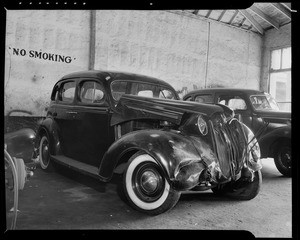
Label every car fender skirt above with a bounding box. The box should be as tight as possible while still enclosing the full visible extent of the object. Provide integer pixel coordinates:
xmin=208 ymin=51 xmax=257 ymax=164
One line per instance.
xmin=98 ymin=129 xmax=206 ymax=190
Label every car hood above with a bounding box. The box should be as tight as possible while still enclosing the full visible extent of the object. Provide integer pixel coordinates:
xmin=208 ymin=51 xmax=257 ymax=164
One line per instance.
xmin=111 ymin=95 xmax=225 ymax=126
xmin=256 ymin=110 xmax=291 ymax=124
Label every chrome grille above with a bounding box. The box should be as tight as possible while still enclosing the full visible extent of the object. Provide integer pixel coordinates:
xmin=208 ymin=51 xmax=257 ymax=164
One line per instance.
xmin=209 ymin=114 xmax=246 ymax=179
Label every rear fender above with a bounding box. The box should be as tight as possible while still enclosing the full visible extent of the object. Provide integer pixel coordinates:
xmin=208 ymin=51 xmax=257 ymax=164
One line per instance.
xmin=37 ymin=117 xmax=62 ymax=155
xmin=98 ymin=129 xmax=206 ymax=190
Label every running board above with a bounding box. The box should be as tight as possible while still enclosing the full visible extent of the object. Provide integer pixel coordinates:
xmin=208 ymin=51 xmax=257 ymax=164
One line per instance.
xmin=51 ymin=155 xmax=100 ymax=179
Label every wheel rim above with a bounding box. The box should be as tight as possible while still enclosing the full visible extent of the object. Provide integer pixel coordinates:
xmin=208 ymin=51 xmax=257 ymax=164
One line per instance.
xmin=279 ymin=147 xmax=291 ymax=170
xmin=132 ymin=162 xmax=165 ymax=203
xmin=40 ymin=136 xmax=50 ymax=168
xmin=125 ymin=154 xmax=170 ymax=210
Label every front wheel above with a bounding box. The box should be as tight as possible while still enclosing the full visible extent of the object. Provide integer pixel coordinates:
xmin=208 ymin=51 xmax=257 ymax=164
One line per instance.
xmin=212 ymin=170 xmax=262 ymax=200
xmin=122 ymin=152 xmax=180 ymax=215
xmin=274 ymin=143 xmax=291 ymax=177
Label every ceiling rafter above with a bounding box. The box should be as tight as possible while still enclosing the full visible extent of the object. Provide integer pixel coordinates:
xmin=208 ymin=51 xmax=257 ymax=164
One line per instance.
xmin=281 ymin=3 xmax=292 ymax=11
xmin=228 ymin=10 xmax=238 ymax=24
xmin=248 ymin=5 xmax=280 ymax=29
xmin=193 ymin=10 xmax=199 ymax=15
xmin=238 ymin=9 xmax=264 ymax=35
xmin=239 ymin=17 xmax=247 ymax=27
xmin=206 ymin=10 xmax=212 ymax=18
xmin=217 ymin=10 xmax=226 ymax=21
xmin=271 ymin=3 xmax=291 ymax=20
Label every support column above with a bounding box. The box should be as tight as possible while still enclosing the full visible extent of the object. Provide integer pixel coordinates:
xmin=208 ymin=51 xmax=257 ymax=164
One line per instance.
xmin=89 ymin=10 xmax=96 ymax=70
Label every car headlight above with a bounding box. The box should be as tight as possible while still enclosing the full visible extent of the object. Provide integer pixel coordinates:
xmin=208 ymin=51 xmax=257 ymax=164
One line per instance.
xmin=197 ymin=115 xmax=208 ymax=136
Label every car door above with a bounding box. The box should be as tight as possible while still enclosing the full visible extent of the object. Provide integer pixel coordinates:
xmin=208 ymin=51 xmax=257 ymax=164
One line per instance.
xmin=74 ymin=79 xmax=113 ymax=167
xmin=215 ymin=93 xmax=253 ymax=129
xmin=53 ymin=80 xmax=80 ymax=159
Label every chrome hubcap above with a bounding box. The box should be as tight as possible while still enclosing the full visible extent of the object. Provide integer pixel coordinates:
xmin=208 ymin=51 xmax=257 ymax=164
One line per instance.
xmin=141 ymin=171 xmax=159 ymax=193
xmin=132 ymin=161 xmax=165 ymax=203
xmin=42 ymin=139 xmax=50 ymax=165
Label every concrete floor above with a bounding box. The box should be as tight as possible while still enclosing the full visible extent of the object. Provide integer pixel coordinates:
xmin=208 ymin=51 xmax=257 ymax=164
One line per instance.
xmin=6 ymin=158 xmax=292 ymax=237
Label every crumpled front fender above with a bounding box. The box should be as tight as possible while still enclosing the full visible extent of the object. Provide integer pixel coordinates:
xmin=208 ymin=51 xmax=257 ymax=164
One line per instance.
xmin=98 ymin=129 xmax=206 ymax=191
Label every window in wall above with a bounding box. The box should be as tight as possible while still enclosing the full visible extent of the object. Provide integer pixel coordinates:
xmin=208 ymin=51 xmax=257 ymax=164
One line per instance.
xmin=269 ymin=47 xmax=291 ymax=111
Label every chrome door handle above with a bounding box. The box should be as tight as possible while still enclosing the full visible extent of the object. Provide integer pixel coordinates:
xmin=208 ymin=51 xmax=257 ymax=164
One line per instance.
xmin=66 ymin=111 xmax=78 ymax=114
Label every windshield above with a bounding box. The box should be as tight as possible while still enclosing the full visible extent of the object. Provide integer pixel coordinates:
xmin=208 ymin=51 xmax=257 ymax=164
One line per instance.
xmin=111 ymin=80 xmax=178 ymax=101
xmin=249 ymin=94 xmax=280 ymax=111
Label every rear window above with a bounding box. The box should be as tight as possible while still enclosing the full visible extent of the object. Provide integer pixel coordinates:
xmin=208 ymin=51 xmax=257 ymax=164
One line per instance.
xmin=195 ymin=94 xmax=214 ymax=104
xmin=218 ymin=95 xmax=247 ymax=110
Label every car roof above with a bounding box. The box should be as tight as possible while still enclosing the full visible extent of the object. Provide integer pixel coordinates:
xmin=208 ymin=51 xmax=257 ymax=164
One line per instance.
xmin=59 ymin=70 xmax=174 ymax=88
xmin=185 ymin=88 xmax=265 ymax=97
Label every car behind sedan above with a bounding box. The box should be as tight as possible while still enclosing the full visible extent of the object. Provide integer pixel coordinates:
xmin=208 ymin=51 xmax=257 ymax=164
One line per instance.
xmin=183 ymin=88 xmax=291 ymax=177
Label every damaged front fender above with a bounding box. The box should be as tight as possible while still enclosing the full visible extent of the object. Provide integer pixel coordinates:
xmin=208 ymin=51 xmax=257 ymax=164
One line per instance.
xmin=98 ymin=129 xmax=207 ymax=191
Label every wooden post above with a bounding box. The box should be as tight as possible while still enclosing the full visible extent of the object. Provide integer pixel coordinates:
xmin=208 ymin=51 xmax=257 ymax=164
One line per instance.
xmin=89 ymin=10 xmax=96 ymax=70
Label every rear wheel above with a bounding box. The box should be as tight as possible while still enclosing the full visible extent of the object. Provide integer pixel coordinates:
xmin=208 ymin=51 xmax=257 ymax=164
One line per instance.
xmin=39 ymin=135 xmax=54 ymax=171
xmin=212 ymin=170 xmax=262 ymax=200
xmin=122 ymin=152 xmax=180 ymax=215
xmin=274 ymin=143 xmax=291 ymax=177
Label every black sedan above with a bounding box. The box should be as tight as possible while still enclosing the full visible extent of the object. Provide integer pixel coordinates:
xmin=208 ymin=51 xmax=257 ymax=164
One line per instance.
xmin=37 ymin=71 xmax=263 ymax=215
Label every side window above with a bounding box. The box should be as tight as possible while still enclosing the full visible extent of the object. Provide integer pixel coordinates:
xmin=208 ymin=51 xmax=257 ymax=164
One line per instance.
xmin=159 ymin=89 xmax=176 ymax=99
xmin=131 ymin=82 xmax=155 ymax=97
xmin=184 ymin=96 xmax=192 ymax=101
xmin=218 ymin=95 xmax=247 ymax=110
xmin=60 ymin=81 xmax=76 ymax=103
xmin=79 ymin=81 xmax=106 ymax=104
xmin=51 ymin=85 xmax=59 ymax=101
xmin=111 ymin=81 xmax=127 ymax=101
xmin=195 ymin=94 xmax=214 ymax=104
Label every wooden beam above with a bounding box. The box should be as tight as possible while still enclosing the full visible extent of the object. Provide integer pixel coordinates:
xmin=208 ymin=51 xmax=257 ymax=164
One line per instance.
xmin=228 ymin=10 xmax=238 ymax=24
xmin=238 ymin=9 xmax=264 ymax=34
xmin=206 ymin=10 xmax=212 ymax=18
xmin=239 ymin=17 xmax=246 ymax=27
xmin=89 ymin=10 xmax=96 ymax=70
xmin=281 ymin=3 xmax=292 ymax=11
xmin=217 ymin=10 xmax=226 ymax=21
xmin=271 ymin=3 xmax=291 ymax=20
xmin=249 ymin=5 xmax=279 ymax=29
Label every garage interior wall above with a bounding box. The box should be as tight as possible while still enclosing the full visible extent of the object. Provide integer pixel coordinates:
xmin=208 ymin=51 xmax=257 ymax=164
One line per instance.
xmin=260 ymin=23 xmax=291 ymax=92
xmin=5 ymin=10 xmax=263 ymax=117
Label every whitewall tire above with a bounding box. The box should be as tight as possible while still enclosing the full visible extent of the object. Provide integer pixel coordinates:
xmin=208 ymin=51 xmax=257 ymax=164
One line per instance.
xmin=123 ymin=151 xmax=180 ymax=215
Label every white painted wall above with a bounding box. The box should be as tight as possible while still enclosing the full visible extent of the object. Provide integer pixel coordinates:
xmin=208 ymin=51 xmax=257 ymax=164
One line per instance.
xmin=5 ymin=10 xmax=91 ymax=116
xmin=95 ymin=10 xmax=263 ymax=95
xmin=5 ymin=10 xmax=263 ymax=116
